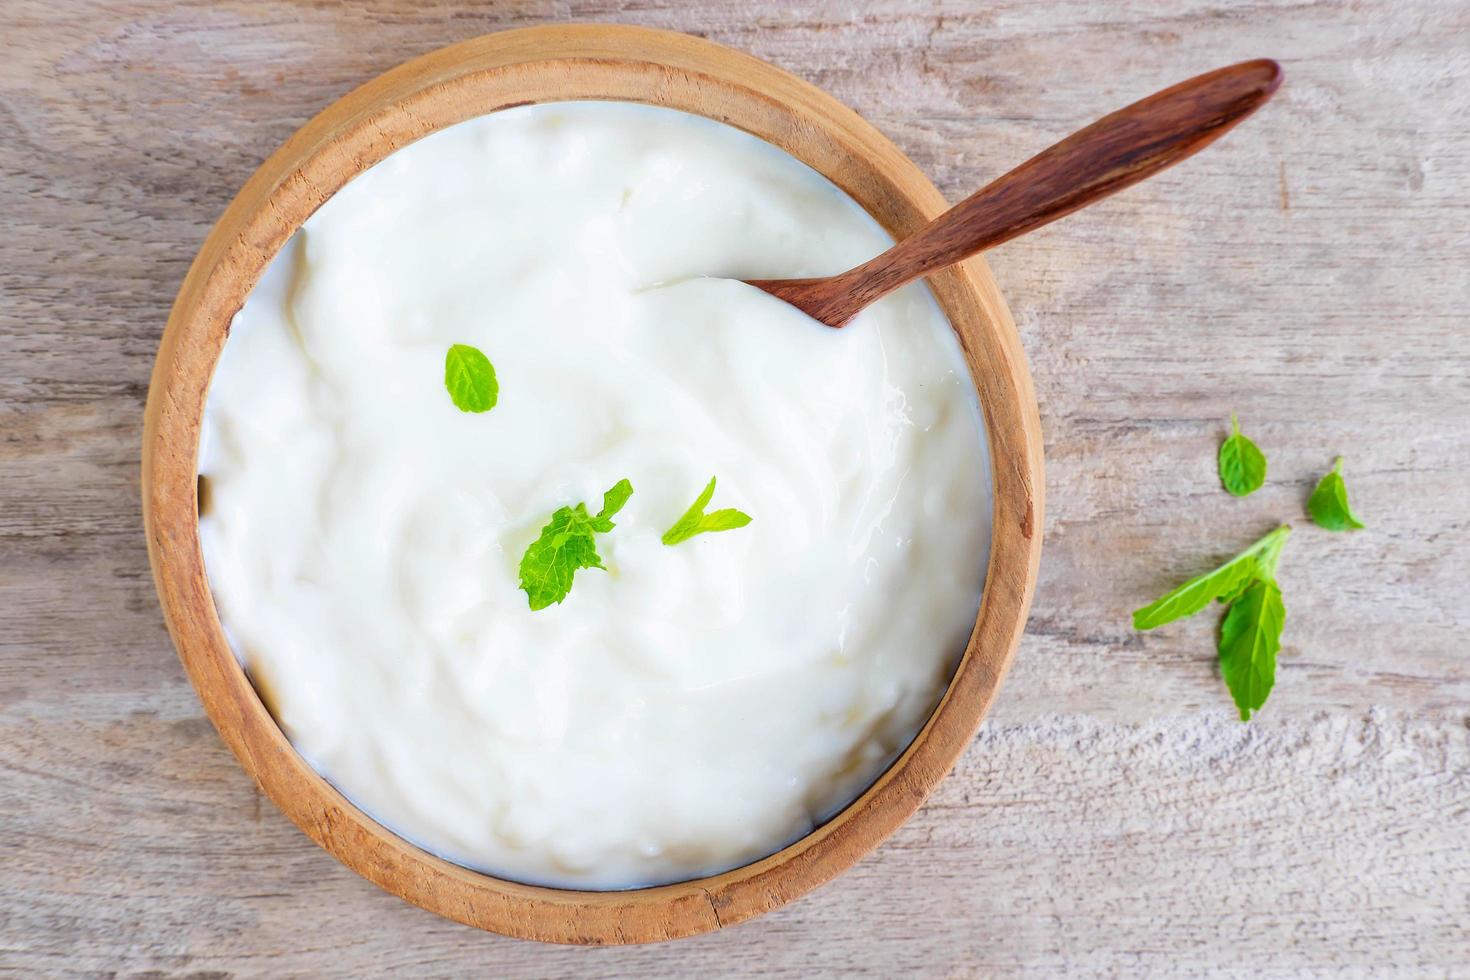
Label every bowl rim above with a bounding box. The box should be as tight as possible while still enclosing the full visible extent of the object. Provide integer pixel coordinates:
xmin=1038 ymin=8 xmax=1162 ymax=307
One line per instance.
xmin=141 ymin=23 xmax=1044 ymax=945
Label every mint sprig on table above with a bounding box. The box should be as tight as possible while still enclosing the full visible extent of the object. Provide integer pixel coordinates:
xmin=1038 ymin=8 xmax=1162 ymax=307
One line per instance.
xmin=444 ymin=343 xmax=498 ymax=413
xmin=1218 ymin=414 xmax=1266 ymax=497
xmin=1134 ymin=526 xmax=1290 ymax=721
xmin=517 ymin=479 xmax=633 ymax=611
xmin=1308 ymin=457 xmax=1365 ymax=531
xmin=661 ymin=477 xmax=752 ymax=546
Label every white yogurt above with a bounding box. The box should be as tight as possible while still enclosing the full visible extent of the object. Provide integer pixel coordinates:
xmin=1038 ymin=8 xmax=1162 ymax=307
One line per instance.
xmin=199 ymin=102 xmax=992 ymax=888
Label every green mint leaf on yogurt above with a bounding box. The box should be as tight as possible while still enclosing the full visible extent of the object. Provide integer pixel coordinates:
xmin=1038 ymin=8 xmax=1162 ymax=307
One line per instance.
xmin=1308 ymin=457 xmax=1365 ymax=531
xmin=1132 ymin=525 xmax=1291 ymax=630
xmin=1218 ymin=414 xmax=1267 ymax=496
xmin=591 ymin=479 xmax=635 ymax=532
xmin=444 ymin=343 xmax=498 ymax=413
xmin=518 ymin=479 xmax=633 ymax=611
xmin=1218 ymin=578 xmax=1287 ymax=721
xmin=661 ymin=477 xmax=752 ymax=546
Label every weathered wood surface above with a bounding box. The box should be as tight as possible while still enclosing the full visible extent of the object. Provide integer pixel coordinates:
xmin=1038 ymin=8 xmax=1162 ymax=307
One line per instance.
xmin=2 ymin=1 xmax=1466 ymax=976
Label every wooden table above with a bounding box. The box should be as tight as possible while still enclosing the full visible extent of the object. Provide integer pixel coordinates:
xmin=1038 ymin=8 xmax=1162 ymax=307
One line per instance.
xmin=4 ymin=2 xmax=1466 ymax=975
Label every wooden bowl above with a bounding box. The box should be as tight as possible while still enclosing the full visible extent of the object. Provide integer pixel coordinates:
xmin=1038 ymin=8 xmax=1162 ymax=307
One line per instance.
xmin=142 ymin=23 xmax=1043 ymax=944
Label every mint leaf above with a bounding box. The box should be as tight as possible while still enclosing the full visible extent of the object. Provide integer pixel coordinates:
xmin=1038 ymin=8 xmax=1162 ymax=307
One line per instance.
xmin=1218 ymin=414 xmax=1267 ymax=496
xmin=661 ymin=477 xmax=753 ymax=546
xmin=444 ymin=343 xmax=498 ymax=413
xmin=518 ymin=479 xmax=632 ymax=610
xmin=1132 ymin=526 xmax=1291 ymax=630
xmin=1308 ymin=457 xmax=1365 ymax=531
xmin=1218 ymin=578 xmax=1286 ymax=721
xmin=591 ymin=479 xmax=634 ymax=532
xmin=662 ymin=478 xmax=716 ymax=544
xmin=693 ymin=509 xmax=753 ymax=533
xmin=518 ymin=507 xmax=603 ymax=609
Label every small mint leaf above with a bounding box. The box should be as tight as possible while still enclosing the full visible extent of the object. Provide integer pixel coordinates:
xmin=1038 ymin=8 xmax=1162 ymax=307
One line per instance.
xmin=1308 ymin=457 xmax=1365 ymax=531
xmin=662 ymin=477 xmax=753 ymax=546
xmin=1218 ymin=414 xmax=1267 ymax=497
xmin=444 ymin=343 xmax=498 ymax=413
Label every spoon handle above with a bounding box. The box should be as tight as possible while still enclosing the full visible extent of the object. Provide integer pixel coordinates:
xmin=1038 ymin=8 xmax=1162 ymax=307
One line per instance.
xmin=767 ymin=59 xmax=1282 ymax=326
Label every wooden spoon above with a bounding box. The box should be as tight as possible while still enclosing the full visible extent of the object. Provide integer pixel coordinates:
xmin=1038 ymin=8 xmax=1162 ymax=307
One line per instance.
xmin=747 ymin=59 xmax=1283 ymax=327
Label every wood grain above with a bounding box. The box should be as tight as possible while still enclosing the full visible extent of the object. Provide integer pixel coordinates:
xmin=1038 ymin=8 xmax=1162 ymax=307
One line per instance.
xmin=751 ymin=59 xmax=1282 ymax=326
xmin=3 ymin=0 xmax=1468 ymax=975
